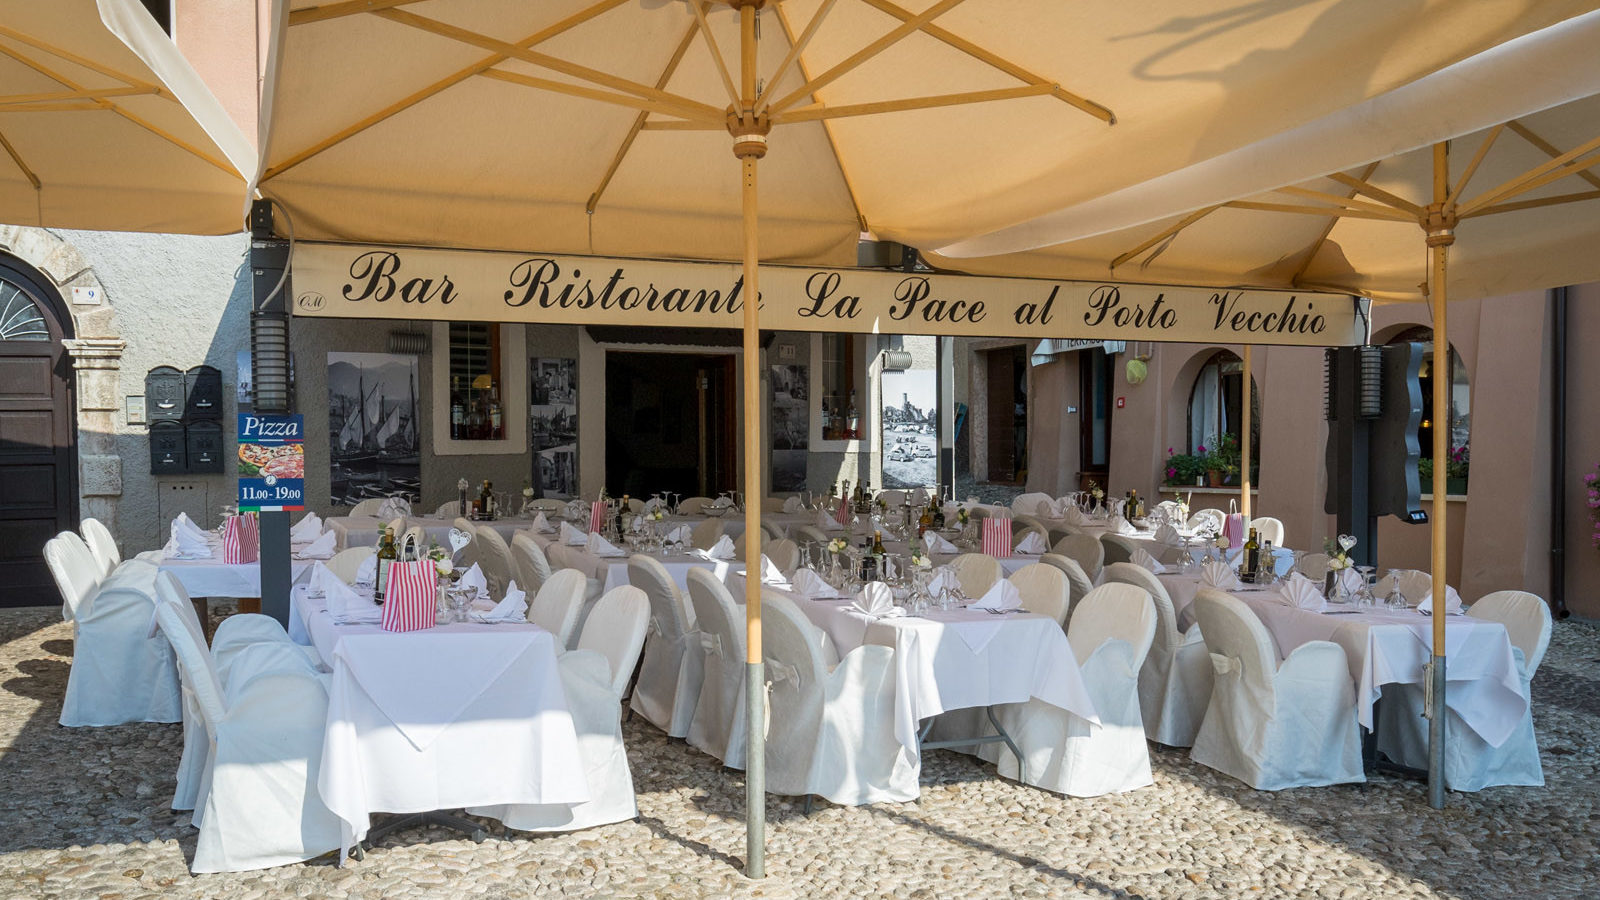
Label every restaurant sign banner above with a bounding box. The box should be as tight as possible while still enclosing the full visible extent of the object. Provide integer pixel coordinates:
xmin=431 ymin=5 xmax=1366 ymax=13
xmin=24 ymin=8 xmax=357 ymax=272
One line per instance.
xmin=291 ymin=242 xmax=1368 ymax=347
xmin=237 ymin=413 xmax=305 ymax=512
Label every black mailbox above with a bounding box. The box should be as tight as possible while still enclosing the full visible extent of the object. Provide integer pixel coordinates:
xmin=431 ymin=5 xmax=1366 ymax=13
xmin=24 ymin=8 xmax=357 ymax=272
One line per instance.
xmin=186 ymin=421 xmax=225 ymax=473
xmin=185 ymin=365 xmax=224 ymax=420
xmin=146 ymin=366 xmax=186 ymax=421
xmin=150 ymin=421 xmax=187 ymax=474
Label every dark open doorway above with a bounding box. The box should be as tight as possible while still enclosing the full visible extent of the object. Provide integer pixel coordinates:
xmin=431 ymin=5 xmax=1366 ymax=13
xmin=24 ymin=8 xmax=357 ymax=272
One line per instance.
xmin=984 ymin=346 xmax=1028 ymax=484
xmin=605 ymin=352 xmax=736 ymax=498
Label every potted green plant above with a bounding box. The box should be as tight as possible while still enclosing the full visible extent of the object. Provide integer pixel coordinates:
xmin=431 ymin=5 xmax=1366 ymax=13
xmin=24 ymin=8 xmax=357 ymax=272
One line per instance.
xmin=1445 ymin=445 xmax=1469 ymax=495
xmin=1162 ymin=447 xmax=1203 ymax=486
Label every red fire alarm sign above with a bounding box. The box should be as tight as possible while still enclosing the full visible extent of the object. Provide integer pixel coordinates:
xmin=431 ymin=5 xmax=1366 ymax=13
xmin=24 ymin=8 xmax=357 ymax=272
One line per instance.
xmin=1116 ymin=397 xmax=1126 ymax=408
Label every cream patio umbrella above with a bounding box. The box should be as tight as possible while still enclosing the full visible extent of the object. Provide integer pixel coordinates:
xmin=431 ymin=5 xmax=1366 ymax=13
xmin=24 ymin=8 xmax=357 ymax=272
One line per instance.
xmin=256 ymin=0 xmax=1594 ymax=869
xmin=0 ymin=0 xmax=255 ymax=233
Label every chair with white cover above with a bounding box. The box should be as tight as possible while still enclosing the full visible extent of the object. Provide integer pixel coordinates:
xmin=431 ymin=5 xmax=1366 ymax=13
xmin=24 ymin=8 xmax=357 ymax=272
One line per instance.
xmin=473 ymin=525 xmax=515 ymax=598
xmin=1052 ymin=533 xmax=1105 ymax=583
xmin=326 ymin=546 xmax=374 ymax=584
xmin=527 ymin=568 xmax=586 ymax=648
xmin=386 ymin=517 xmax=406 ymax=538
xmin=473 ymin=585 xmax=650 ymax=833
xmin=878 ymin=489 xmax=907 ymax=508
xmin=45 ymin=531 xmax=102 ymax=622
xmin=1039 ymin=553 xmax=1095 ymax=622
xmin=793 ymin=524 xmax=831 ymax=552
xmin=627 ymin=555 xmax=703 ymax=737
xmin=1374 ymin=590 xmax=1551 ymax=790
xmin=764 ymin=538 xmax=800 ymax=575
xmin=1100 ymin=532 xmax=1140 ymax=567
xmin=760 ymin=521 xmax=787 ymax=541
xmin=1007 ymin=564 xmax=1070 ymax=628
xmin=1011 ymin=492 xmax=1053 ymax=517
xmin=527 ymin=498 xmax=564 ymax=513
xmin=1103 ymin=563 xmax=1212 ymax=747
xmin=690 ymin=517 xmax=725 ymax=551
xmin=761 ymin=590 xmax=913 ymax=805
xmin=948 ymin=553 xmax=1003 ymax=597
xmin=400 ymin=525 xmax=426 ymax=556
xmin=1374 ymin=568 xmax=1434 ymax=603
xmin=434 ymin=500 xmax=461 ymax=518
xmin=55 ymin=544 xmax=182 ymax=728
xmin=685 ymin=568 xmax=748 ymax=768
xmin=732 ymin=527 xmax=765 ymax=558
xmin=1189 ymin=589 xmax=1364 ymax=789
xmin=150 ymin=594 xmax=343 ymax=872
xmin=452 ymin=517 xmax=481 ymax=569
xmin=761 ymin=497 xmax=787 ymax=512
xmin=985 ymin=583 xmax=1157 ymax=797
xmin=1012 ymin=522 xmax=1049 ymax=551
xmin=1296 ymin=552 xmax=1331 ymax=580
xmin=1187 ymin=508 xmax=1225 ymax=533
xmin=544 ymin=546 xmax=604 ymax=644
xmin=677 ymin=496 xmax=712 ymax=515
xmin=1250 ymin=516 xmax=1285 ymax=546
xmin=349 ymin=498 xmax=384 ymax=517
xmin=80 ymin=517 xmax=121 ymax=577
xmin=510 ymin=533 xmax=554 ymax=594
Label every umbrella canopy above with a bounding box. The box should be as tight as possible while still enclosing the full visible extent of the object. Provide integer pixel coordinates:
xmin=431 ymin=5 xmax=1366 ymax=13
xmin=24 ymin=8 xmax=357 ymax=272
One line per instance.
xmin=0 ymin=0 xmax=255 ymax=234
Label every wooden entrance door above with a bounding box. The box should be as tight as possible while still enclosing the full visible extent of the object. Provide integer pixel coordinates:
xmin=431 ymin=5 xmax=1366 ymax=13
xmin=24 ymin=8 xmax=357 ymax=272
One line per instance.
xmin=0 ymin=260 xmax=76 ymax=605
xmin=985 ymin=347 xmax=1027 ymax=483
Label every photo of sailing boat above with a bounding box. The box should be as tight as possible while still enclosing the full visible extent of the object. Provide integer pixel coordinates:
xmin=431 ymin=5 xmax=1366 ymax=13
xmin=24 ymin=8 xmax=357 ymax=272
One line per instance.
xmin=328 ymin=352 xmax=421 ymax=506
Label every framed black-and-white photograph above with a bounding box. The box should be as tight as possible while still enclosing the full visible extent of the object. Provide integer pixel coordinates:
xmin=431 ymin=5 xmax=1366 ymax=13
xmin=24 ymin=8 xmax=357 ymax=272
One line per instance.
xmin=531 ymin=357 xmax=578 ymax=498
xmin=770 ymin=363 xmax=808 ymax=491
xmin=328 ymin=352 xmax=420 ymax=506
xmin=880 ymin=369 xmax=937 ymax=489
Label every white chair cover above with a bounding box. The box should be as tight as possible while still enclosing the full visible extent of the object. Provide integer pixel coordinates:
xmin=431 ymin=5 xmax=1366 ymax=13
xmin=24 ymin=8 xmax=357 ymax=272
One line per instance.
xmin=1296 ymin=553 xmax=1332 ymax=580
xmin=1100 ymin=533 xmax=1139 ymax=567
xmin=510 ymin=533 xmax=554 ymax=594
xmin=45 ymin=532 xmax=101 ymax=622
xmin=761 ymin=591 xmax=913 ymax=805
xmin=793 ymin=524 xmax=831 ymax=550
xmin=985 ymin=583 xmax=1156 ymax=796
xmin=685 ymin=568 xmax=748 ymax=769
xmin=1012 ymin=523 xmax=1050 ymax=551
xmin=879 ymin=489 xmax=907 ymax=508
xmin=765 ymin=538 xmax=800 ymax=575
xmin=1039 ymin=553 xmax=1095 ymax=623
xmin=451 ymin=517 xmax=480 ymax=570
xmin=627 ymin=555 xmax=703 ymax=737
xmin=761 ymin=497 xmax=787 ymax=512
xmin=58 ymin=557 xmax=181 ymax=728
xmin=1052 ymin=533 xmax=1105 ymax=583
xmin=1249 ymin=516 xmax=1285 ymax=546
xmin=348 ymin=497 xmax=383 ymax=517
xmin=1374 ymin=590 xmax=1551 ymax=790
xmin=1190 ymin=589 xmax=1364 ymax=790
xmin=527 ymin=498 xmax=564 ymax=513
xmin=760 ymin=521 xmax=787 ymax=541
xmin=1010 ymin=492 xmax=1053 ymax=517
xmin=527 ymin=568 xmax=586 ymax=649
xmin=1187 ymin=508 xmax=1226 ymax=533
xmin=434 ymin=500 xmax=461 ymax=518
xmin=1007 ymin=564 xmax=1069 ymax=628
xmin=948 ymin=553 xmax=1003 ymax=598
xmin=473 ymin=525 xmax=515 ymax=599
xmin=474 ymin=586 xmax=650 ymax=833
xmin=732 ymin=528 xmax=765 ymax=558
xmin=152 ymin=598 xmax=343 ymax=873
xmin=326 ymin=546 xmax=374 ymax=584
xmin=81 ymin=517 xmax=121 ymax=577
xmin=691 ymin=518 xmax=726 ymax=551
xmin=1104 ymin=563 xmax=1212 ymax=747
xmin=677 ymin=496 xmax=712 ymax=515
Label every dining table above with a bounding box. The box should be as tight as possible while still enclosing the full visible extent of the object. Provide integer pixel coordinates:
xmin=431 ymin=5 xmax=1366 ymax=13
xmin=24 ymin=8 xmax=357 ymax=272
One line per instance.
xmin=145 ymin=535 xmax=317 ymax=599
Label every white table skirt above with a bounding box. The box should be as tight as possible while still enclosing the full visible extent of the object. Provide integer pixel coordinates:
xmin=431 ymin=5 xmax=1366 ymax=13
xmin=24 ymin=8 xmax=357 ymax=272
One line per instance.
xmin=149 ymin=547 xmax=315 ymax=598
xmin=1159 ymin=573 xmax=1525 ymax=747
xmin=291 ymin=589 xmax=588 ymax=844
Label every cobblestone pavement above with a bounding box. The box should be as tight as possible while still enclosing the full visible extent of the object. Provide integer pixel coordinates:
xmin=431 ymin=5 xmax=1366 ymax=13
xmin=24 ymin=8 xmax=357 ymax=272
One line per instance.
xmin=1 ymin=605 xmax=1595 ymax=900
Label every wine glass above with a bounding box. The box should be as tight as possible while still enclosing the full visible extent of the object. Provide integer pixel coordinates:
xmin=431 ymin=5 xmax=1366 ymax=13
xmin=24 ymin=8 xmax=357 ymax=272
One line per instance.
xmin=1384 ymin=569 xmax=1409 ymax=609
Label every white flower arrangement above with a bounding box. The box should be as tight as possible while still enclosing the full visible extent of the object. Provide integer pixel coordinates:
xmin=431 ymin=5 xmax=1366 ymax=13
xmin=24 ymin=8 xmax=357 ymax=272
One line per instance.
xmin=522 ymin=487 xmax=535 ymax=498
xmin=651 ymin=509 xmax=665 ymax=522
xmin=1214 ymin=535 xmax=1230 ymax=550
xmin=827 ymin=538 xmax=848 ymax=554
xmin=434 ymin=558 xmax=454 ymax=576
xmin=1327 ymin=554 xmax=1349 ymax=571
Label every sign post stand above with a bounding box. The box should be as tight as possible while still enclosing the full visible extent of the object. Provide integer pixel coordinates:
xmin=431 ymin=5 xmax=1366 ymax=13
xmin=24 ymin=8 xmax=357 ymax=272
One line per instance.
xmin=237 ymin=412 xmax=305 ymax=627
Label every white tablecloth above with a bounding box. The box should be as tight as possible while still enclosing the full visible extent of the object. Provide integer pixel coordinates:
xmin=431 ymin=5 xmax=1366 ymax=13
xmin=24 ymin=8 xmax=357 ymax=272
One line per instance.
xmin=1159 ymin=573 xmax=1526 ymax=747
xmin=329 ymin=515 xmax=543 ymax=550
xmin=291 ymin=589 xmax=588 ymax=844
xmin=149 ymin=540 xmax=315 ymax=598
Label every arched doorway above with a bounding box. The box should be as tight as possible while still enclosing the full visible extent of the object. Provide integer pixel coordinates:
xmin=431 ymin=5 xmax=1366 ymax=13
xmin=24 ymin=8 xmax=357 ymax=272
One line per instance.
xmin=0 ymin=255 xmax=76 ymax=604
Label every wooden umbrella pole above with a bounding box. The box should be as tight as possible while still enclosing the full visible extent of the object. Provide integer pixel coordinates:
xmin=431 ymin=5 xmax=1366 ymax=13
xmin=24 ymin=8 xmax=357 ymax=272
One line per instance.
xmin=1240 ymin=344 xmax=1252 ymax=521
xmin=1424 ymin=141 xmax=1456 ymax=810
xmin=730 ymin=0 xmax=770 ymax=879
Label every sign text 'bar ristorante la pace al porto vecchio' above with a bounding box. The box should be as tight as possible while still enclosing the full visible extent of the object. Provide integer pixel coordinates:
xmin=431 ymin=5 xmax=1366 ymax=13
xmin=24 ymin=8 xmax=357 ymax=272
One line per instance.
xmin=291 ymin=242 xmax=1369 ymax=347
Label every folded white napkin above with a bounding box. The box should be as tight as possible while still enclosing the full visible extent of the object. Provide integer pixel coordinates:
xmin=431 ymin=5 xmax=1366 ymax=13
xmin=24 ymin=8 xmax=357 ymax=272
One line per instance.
xmin=560 ymin=521 xmax=587 ymax=546
xmin=290 ymin=512 xmax=324 ymax=541
xmin=664 ymin=524 xmax=693 ymax=545
xmin=1062 ymin=506 xmax=1091 ymax=526
xmin=354 ymin=554 xmax=377 ymax=585
xmin=531 ymin=512 xmax=555 ymax=534
xmin=1153 ymin=523 xmax=1184 ymax=547
xmin=314 ymin=563 xmax=380 ymax=622
xmin=164 ymin=516 xmax=213 ymax=559
xmin=174 ymin=512 xmax=209 ymax=542
xmin=790 ymin=568 xmax=841 ymax=600
xmin=1331 ymin=567 xmax=1363 ymax=595
xmin=376 ymin=496 xmax=411 ymax=519
xmin=816 ymin=509 xmax=844 ymax=532
xmin=294 ymin=529 xmax=337 ymax=559
xmin=1130 ymin=547 xmax=1167 ymax=574
xmin=970 ymin=578 xmax=1022 ymax=611
xmin=1277 ymin=573 xmax=1325 ymax=611
xmin=851 ymin=582 xmax=903 ymax=618
xmin=1416 ymin=584 xmax=1464 ymax=616
xmin=586 ymin=531 xmax=626 ymax=558
xmin=1200 ymin=559 xmax=1242 ymax=592
xmin=695 ymin=535 xmax=736 ymax=560
xmin=760 ymin=554 xmax=788 ymax=585
xmin=923 ymin=531 xmax=958 ymax=554
xmin=782 ymin=496 xmax=804 ymax=514
xmin=1013 ymin=532 xmax=1048 ymax=555
xmin=478 ymin=580 xmax=528 ymax=621
xmin=456 ymin=563 xmax=488 ymax=600
xmin=926 ymin=568 xmax=957 ymax=598
xmin=630 ymin=515 xmax=645 ymax=533
xmin=1108 ymin=514 xmax=1137 ymax=535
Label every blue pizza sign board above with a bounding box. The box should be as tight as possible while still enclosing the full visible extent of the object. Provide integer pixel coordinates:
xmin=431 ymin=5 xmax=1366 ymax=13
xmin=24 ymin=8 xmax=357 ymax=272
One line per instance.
xmin=237 ymin=413 xmax=305 ymax=511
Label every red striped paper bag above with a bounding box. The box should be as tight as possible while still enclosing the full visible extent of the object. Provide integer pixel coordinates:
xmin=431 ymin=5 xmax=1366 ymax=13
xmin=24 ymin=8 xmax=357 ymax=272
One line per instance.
xmin=589 ymin=501 xmax=606 ymax=534
xmin=222 ymin=514 xmax=259 ymax=564
xmin=981 ymin=517 xmax=1012 ymax=557
xmin=382 ymin=560 xmax=437 ymax=633
xmin=835 ymin=498 xmax=850 ymax=526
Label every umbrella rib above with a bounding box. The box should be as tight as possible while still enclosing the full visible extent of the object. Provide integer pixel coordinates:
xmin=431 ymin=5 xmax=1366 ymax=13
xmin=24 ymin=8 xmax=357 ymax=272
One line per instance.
xmin=756 ymin=0 xmax=839 ymax=113
xmin=771 ymin=84 xmax=1058 ymax=123
xmin=771 ymin=2 xmax=869 ymax=232
xmin=374 ymin=9 xmax=725 ymax=122
xmin=1324 ymin=172 xmax=1423 ymax=217
xmin=0 ymin=25 xmax=163 ymax=93
xmin=854 ymin=0 xmax=1114 ymax=124
xmin=767 ymin=0 xmax=970 ymax=116
xmin=1274 ymin=185 xmax=1415 ymax=220
xmin=1109 ymin=205 xmax=1223 ymax=270
xmin=688 ymin=1 xmax=739 ymax=107
xmin=1459 ymin=132 xmax=1600 ymax=215
xmin=1462 ymin=188 xmax=1600 ymax=219
xmin=261 ymin=0 xmax=634 ymax=181
xmin=588 ymin=21 xmax=703 ymax=215
xmin=1461 ymin=147 xmax=1600 ymax=216
xmin=288 ymin=0 xmax=426 ymax=26
xmin=0 ymin=126 xmax=41 ymax=189
xmin=1445 ymin=123 xmax=1504 ymax=206
xmin=479 ymin=69 xmax=719 ymax=123
xmin=1289 ymin=161 xmax=1380 ymax=288
xmin=1223 ymin=199 xmax=1408 ymax=221
xmin=1505 ymin=120 xmax=1600 ymax=192
xmin=0 ymin=86 xmax=161 ymax=107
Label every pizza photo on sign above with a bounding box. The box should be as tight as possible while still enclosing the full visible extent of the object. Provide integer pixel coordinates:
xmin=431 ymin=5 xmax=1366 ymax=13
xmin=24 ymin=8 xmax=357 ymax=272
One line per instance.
xmin=239 ymin=443 xmax=304 ymax=478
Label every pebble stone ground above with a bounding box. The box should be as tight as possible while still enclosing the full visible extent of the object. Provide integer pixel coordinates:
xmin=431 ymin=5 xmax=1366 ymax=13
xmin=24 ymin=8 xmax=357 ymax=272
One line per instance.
xmin=1 ymin=604 xmax=1596 ymax=900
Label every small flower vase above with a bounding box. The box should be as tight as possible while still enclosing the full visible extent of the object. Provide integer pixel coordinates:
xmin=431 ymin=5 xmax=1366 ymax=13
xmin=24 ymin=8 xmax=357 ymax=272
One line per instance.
xmin=1324 ymin=571 xmax=1347 ymax=603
